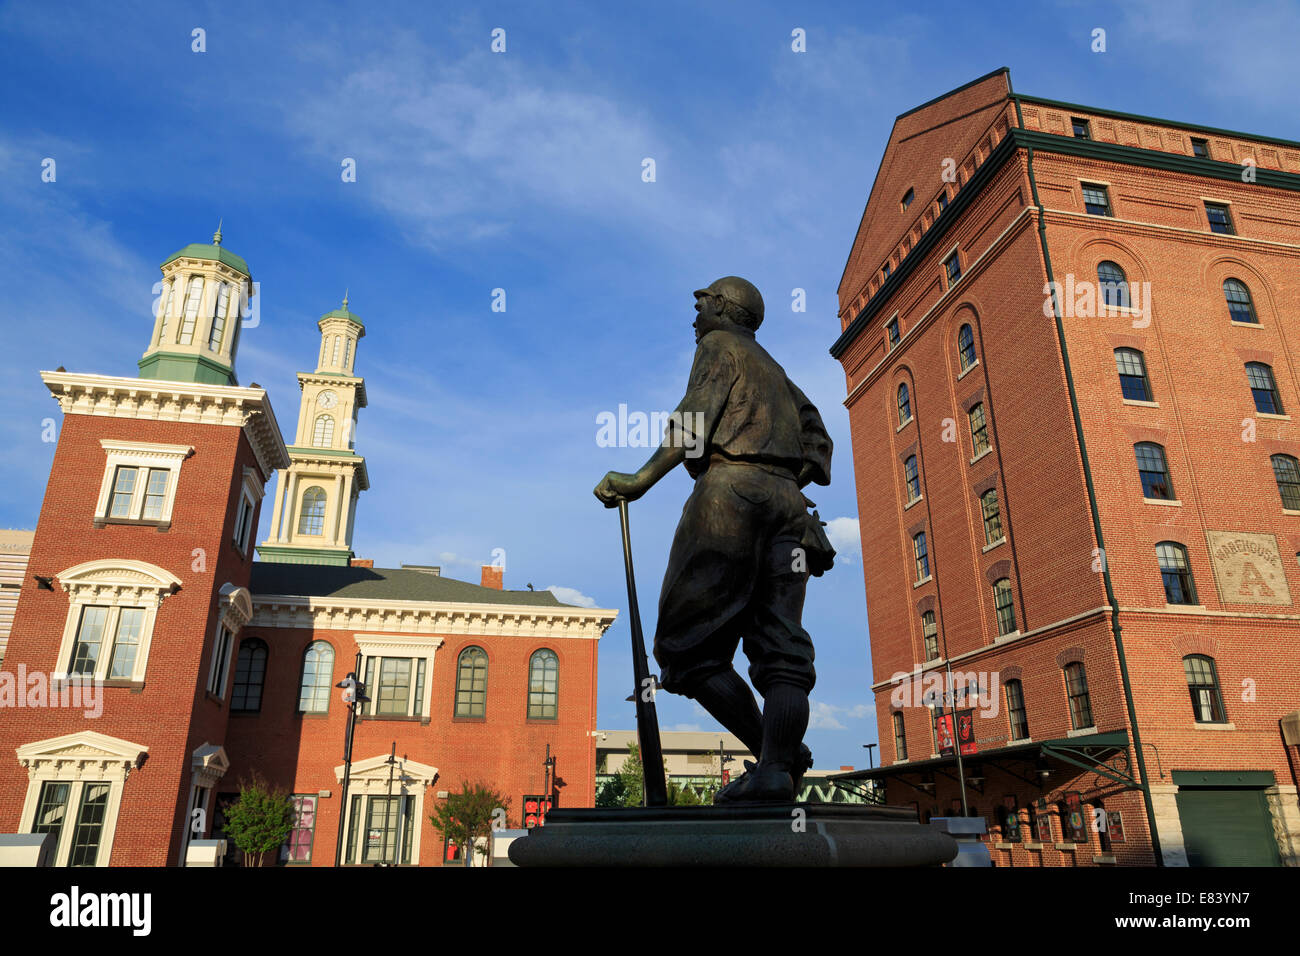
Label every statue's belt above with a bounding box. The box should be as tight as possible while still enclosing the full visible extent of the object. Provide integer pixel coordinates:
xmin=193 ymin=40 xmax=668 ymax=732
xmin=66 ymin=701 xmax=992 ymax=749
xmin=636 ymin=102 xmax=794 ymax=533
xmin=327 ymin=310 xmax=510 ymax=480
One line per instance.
xmin=701 ymin=453 xmax=799 ymax=482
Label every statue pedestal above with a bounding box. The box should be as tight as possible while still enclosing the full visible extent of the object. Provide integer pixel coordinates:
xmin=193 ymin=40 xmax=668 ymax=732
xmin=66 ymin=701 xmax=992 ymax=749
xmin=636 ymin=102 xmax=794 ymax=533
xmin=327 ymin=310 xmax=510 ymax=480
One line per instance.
xmin=507 ymin=804 xmax=958 ymax=867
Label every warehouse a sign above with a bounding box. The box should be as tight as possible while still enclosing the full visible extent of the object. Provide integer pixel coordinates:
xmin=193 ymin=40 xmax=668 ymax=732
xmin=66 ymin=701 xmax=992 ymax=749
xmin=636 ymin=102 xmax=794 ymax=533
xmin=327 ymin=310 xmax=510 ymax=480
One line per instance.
xmin=1206 ymin=531 xmax=1292 ymax=606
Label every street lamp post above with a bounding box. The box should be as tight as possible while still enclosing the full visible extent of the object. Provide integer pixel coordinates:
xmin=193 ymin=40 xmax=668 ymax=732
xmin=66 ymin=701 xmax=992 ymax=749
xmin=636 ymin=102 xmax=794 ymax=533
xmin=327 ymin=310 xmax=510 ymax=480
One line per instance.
xmin=333 ymin=652 xmax=369 ymax=868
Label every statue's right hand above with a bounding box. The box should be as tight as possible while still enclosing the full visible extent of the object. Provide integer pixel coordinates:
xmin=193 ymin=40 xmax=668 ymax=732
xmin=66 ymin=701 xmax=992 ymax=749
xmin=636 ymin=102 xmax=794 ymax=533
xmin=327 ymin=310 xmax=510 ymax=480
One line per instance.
xmin=594 ymin=471 xmax=641 ymax=508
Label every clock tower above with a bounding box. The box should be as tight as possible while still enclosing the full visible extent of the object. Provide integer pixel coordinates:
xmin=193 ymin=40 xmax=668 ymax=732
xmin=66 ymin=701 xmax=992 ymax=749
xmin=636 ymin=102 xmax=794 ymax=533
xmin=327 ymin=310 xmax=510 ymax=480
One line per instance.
xmin=257 ymin=296 xmax=369 ymax=566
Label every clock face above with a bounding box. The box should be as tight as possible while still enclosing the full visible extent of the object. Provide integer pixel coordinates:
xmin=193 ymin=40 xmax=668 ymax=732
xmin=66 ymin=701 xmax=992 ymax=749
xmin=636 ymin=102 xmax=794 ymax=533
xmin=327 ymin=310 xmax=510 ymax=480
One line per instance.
xmin=318 ymin=390 xmax=338 ymax=410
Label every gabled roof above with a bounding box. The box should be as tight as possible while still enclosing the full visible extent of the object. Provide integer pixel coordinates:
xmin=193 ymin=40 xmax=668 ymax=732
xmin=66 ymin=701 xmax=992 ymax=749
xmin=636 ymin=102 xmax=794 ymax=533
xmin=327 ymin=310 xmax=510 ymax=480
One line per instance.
xmin=837 ymin=68 xmax=1012 ymax=304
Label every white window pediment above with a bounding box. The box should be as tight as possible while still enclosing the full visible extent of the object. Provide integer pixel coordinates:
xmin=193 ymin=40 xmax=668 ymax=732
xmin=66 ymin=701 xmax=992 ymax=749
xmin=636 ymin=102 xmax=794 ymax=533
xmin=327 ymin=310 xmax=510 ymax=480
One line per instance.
xmin=192 ymin=743 xmax=230 ymax=786
xmin=334 ymin=753 xmax=439 ymax=787
xmin=17 ymin=730 xmax=149 ymax=782
xmin=218 ymin=583 xmax=253 ymax=631
xmin=53 ymin=560 xmax=181 ymax=683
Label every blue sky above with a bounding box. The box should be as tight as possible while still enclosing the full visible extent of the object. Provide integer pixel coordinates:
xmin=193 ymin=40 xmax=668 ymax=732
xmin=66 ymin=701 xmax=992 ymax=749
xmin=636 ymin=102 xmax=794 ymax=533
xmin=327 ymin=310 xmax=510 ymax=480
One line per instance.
xmin=2 ymin=0 xmax=1297 ymax=770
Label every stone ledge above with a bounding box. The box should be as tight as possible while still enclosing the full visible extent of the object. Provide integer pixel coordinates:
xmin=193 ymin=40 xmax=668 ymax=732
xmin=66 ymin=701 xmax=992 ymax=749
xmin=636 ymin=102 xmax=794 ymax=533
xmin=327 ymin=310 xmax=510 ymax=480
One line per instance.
xmin=508 ymin=804 xmax=958 ymax=867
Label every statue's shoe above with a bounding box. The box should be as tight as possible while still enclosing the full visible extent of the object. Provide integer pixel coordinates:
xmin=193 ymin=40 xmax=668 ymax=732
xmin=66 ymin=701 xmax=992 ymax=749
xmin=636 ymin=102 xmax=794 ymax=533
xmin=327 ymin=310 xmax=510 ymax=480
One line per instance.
xmin=713 ymin=764 xmax=795 ymax=805
xmin=792 ymin=744 xmax=813 ymax=793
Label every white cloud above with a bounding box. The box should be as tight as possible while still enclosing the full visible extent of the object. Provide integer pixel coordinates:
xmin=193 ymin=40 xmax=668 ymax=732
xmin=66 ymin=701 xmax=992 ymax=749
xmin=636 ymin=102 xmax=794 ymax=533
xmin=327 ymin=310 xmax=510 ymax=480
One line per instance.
xmin=546 ymin=585 xmax=598 ymax=608
xmin=825 ymin=516 xmax=861 ymax=564
xmin=808 ymin=700 xmax=873 ymax=731
xmin=669 ymin=723 xmax=702 ymax=733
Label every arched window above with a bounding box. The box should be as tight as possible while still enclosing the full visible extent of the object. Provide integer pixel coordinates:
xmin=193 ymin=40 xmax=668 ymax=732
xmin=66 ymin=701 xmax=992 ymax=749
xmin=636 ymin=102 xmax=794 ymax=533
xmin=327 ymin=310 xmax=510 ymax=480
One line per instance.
xmin=527 ymin=649 xmax=559 ymax=719
xmin=298 ymin=641 xmax=334 ymax=713
xmin=904 ymin=456 xmax=921 ymax=503
xmin=1156 ymin=542 xmax=1197 ymax=605
xmin=1063 ymin=661 xmax=1093 ymax=730
xmin=297 ymin=486 xmax=326 ymax=535
xmin=1134 ymin=442 xmax=1174 ymax=500
xmin=179 ymin=275 xmax=204 ymax=344
xmin=957 ymin=324 xmax=977 ymax=371
xmin=312 ymin=414 xmax=335 ymax=447
xmin=1184 ymin=655 xmax=1226 ymax=723
xmin=1246 ymin=363 xmax=1284 ymax=415
xmin=993 ymin=578 xmax=1016 ymax=635
xmin=968 ymin=403 xmax=990 ymax=455
xmin=980 ymin=489 xmax=1003 ymax=545
xmin=1114 ymin=348 xmax=1152 ymax=401
xmin=913 ymin=532 xmax=929 ymax=582
xmin=921 ymin=610 xmax=938 ymax=661
xmin=455 ymin=646 xmax=488 ymax=717
xmin=1223 ymin=278 xmax=1257 ymax=323
xmin=231 ymin=638 xmax=267 ymax=712
xmin=1271 ymin=454 xmax=1300 ymax=511
xmin=331 ymin=336 xmax=341 ymax=366
xmin=208 ymin=282 xmax=230 ymax=351
xmin=343 ymin=337 xmax=352 ymax=370
xmin=1005 ymin=679 xmax=1029 ymax=740
xmin=897 ymin=382 xmax=912 ymax=425
xmin=892 ymin=712 xmax=907 ymax=761
xmin=1097 ymin=261 xmax=1130 ymax=309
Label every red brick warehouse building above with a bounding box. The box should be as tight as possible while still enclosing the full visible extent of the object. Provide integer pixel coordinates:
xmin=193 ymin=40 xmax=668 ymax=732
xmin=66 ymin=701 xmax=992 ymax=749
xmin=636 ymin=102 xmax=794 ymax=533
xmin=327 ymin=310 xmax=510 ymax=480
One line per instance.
xmin=829 ymin=68 xmax=1300 ymax=866
xmin=0 ymin=231 xmax=615 ymax=866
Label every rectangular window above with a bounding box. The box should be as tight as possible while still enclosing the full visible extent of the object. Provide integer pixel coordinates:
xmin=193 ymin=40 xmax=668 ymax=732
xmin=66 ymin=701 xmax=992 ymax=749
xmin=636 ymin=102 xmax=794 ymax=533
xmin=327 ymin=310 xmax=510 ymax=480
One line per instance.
xmin=901 ymin=188 xmax=914 ymax=210
xmin=208 ymin=624 xmax=233 ymax=697
xmin=886 ymin=318 xmax=900 ymax=348
xmin=281 ymin=795 xmax=317 ymax=864
xmin=355 ymin=795 xmax=414 ymax=865
xmin=107 ymin=608 xmax=144 ymax=679
xmin=1071 ymin=117 xmax=1091 ymax=139
xmin=377 ymin=658 xmax=412 ymax=715
xmin=180 ymin=276 xmax=203 ymax=345
xmin=1205 ymin=202 xmax=1234 ymax=234
xmin=208 ymin=283 xmax=230 ymax=351
xmin=31 ymin=781 xmax=72 ymax=857
xmin=981 ymin=491 xmax=1003 ymax=545
xmin=968 ymin=404 xmax=990 ymax=456
xmin=68 ymin=782 xmax=111 ymax=866
xmin=913 ymin=533 xmax=930 ymax=582
xmin=882 ymin=262 xmax=892 ymax=281
xmin=141 ymin=469 xmax=169 ymax=520
xmin=233 ymin=491 xmax=255 ymax=553
xmin=944 ymin=251 xmax=961 ymax=286
xmin=1081 ymin=184 xmax=1111 ymax=216
xmin=937 ymin=191 xmax=949 ymax=213
xmin=109 ymin=467 xmax=138 ymax=518
xmin=1191 ymin=137 xmax=1209 ymax=159
xmin=1006 ymin=681 xmax=1029 ymax=741
xmin=1065 ymin=664 xmax=1094 ymax=729
xmin=70 ymin=606 xmax=110 ymax=676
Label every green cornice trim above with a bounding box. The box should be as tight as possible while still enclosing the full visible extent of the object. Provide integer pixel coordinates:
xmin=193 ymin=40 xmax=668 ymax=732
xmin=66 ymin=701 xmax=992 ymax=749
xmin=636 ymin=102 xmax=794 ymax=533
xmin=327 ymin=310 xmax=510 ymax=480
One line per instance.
xmin=1018 ymin=95 xmax=1300 ymax=151
xmin=829 ymin=126 xmax=1300 ymax=359
xmin=255 ymin=544 xmax=353 ymax=566
xmin=1170 ymin=770 xmax=1275 ymax=787
xmin=138 ymin=351 xmax=236 ymax=387
xmin=1015 ymin=128 xmax=1300 ymax=191
xmin=286 ymin=446 xmax=364 ymax=459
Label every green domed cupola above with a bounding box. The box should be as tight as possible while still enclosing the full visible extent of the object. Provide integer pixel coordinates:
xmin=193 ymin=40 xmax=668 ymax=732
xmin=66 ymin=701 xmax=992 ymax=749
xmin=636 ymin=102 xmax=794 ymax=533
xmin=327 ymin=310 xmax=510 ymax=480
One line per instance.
xmin=139 ymin=223 xmax=252 ymax=387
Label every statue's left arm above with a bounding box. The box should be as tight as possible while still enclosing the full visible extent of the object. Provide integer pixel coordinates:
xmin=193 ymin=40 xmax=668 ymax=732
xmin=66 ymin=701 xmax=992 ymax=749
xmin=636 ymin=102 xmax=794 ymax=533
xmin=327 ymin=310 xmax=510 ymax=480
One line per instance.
xmin=786 ymin=378 xmax=832 ymax=489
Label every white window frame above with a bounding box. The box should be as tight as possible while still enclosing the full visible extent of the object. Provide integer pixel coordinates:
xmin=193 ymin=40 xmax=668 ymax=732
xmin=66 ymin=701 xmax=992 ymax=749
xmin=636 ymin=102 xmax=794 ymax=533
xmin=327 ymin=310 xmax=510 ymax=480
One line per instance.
xmin=179 ymin=744 xmax=229 ymax=865
xmin=356 ymin=634 xmax=444 ymax=719
xmin=335 ymin=754 xmax=438 ymax=866
xmin=233 ymin=466 xmax=263 ymax=556
xmin=94 ymin=440 xmax=192 ymax=529
xmin=17 ymin=731 xmax=148 ymax=868
xmin=53 ymin=559 xmax=182 ymax=683
xmin=207 ymin=584 xmax=253 ymax=699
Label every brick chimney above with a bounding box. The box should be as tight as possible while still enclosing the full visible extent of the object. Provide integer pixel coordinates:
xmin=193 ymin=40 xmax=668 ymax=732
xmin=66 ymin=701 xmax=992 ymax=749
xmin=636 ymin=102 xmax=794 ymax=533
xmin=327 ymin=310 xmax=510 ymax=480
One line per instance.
xmin=481 ymin=565 xmax=504 ymax=590
xmin=350 ymin=558 xmax=374 ymax=568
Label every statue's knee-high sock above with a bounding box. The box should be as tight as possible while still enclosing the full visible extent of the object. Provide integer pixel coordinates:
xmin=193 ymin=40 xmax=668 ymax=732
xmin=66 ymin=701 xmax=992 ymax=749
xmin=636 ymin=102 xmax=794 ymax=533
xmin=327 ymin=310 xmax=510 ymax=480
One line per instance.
xmin=691 ymin=669 xmax=764 ymax=758
xmin=760 ymin=682 xmax=809 ymax=773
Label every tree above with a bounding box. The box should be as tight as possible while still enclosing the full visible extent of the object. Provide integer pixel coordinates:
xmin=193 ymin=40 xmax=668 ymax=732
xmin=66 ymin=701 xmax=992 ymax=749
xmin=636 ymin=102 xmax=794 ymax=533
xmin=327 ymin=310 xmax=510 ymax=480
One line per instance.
xmin=605 ymin=742 xmax=710 ymax=807
xmin=220 ymin=772 xmax=297 ymax=867
xmin=428 ymin=782 xmax=512 ymax=867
